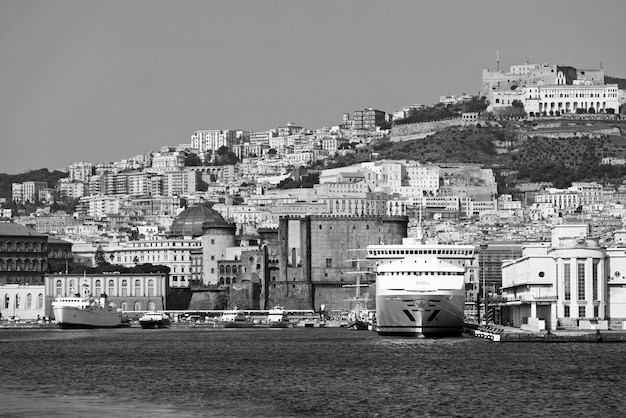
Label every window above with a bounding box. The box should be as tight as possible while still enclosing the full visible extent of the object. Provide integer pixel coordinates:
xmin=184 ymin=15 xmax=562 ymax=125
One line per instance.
xmin=593 ymin=305 xmax=599 ymax=318
xmin=592 ymin=260 xmax=599 ymax=301
xmin=148 ymin=279 xmax=155 ymax=297
xmin=577 ymin=260 xmax=585 ymax=301
xmin=564 ymin=305 xmax=570 ymax=317
xmin=135 ymin=280 xmax=141 ymax=296
xmin=94 ymin=280 xmax=101 ymax=297
xmin=121 ymin=280 xmax=128 ymax=297
xmin=37 ymin=294 xmax=43 ymax=309
xmin=563 ymin=261 xmax=571 ymax=301
xmin=4 ymin=294 xmax=9 ymax=309
xmin=108 ymin=280 xmax=115 ymax=296
xmin=26 ymin=293 xmax=32 ymax=309
xmin=578 ymin=306 xmax=586 ymax=318
xmin=326 ymin=258 xmax=332 ymax=268
xmin=56 ymin=280 xmax=63 ymax=297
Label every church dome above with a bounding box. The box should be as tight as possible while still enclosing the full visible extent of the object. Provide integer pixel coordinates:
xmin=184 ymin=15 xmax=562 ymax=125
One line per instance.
xmin=169 ymin=204 xmax=228 ymax=238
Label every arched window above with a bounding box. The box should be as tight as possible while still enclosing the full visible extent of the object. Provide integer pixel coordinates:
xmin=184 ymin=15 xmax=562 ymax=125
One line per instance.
xmin=148 ymin=301 xmax=156 ymax=311
xmin=108 ymin=280 xmax=115 ymax=296
xmin=121 ymin=280 xmax=128 ymax=297
xmin=94 ymin=280 xmax=102 ymax=297
xmin=134 ymin=301 xmax=141 ymax=311
xmin=69 ymin=279 xmax=75 ymax=295
xmin=15 ymin=294 xmax=20 ymax=309
xmin=56 ymin=280 xmax=63 ymax=297
xmin=37 ymin=294 xmax=43 ymax=309
xmin=121 ymin=301 xmax=128 ymax=311
xmin=4 ymin=294 xmax=9 ymax=309
xmin=225 ymin=265 xmax=231 ymax=274
xmin=148 ymin=279 xmax=155 ymax=297
xmin=220 ymin=265 xmax=225 ymax=274
xmin=232 ymin=266 xmax=237 ymax=274
xmin=226 ymin=277 xmax=231 ymax=284
xmin=134 ymin=280 xmax=141 ymax=296
xmin=26 ymin=293 xmax=32 ymax=309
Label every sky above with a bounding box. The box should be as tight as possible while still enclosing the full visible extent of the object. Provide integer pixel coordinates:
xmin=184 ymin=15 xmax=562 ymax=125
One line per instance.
xmin=1 ymin=0 xmax=625 ymax=174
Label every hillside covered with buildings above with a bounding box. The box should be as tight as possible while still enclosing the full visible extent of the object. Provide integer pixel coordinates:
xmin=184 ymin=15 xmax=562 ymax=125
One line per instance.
xmin=3 ymin=58 xmax=626 ymax=332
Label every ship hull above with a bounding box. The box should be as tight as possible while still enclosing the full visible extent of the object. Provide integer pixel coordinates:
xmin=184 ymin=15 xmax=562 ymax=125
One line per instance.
xmin=53 ymin=306 xmax=123 ymax=329
xmin=139 ymin=320 xmax=171 ymax=329
xmin=376 ymin=291 xmax=465 ymax=337
xmin=268 ymin=322 xmax=291 ymax=328
xmin=221 ymin=321 xmax=255 ymax=328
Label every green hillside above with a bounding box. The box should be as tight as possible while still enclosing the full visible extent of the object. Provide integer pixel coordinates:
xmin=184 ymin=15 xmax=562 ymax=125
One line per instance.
xmin=0 ymin=169 xmax=68 ymax=202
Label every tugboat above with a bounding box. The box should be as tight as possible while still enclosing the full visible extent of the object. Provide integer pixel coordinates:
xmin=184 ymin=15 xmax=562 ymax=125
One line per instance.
xmin=138 ymin=311 xmax=171 ymax=329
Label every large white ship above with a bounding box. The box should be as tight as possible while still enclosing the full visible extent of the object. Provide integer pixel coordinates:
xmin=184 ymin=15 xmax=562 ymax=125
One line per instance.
xmin=52 ymin=285 xmax=123 ymax=329
xmin=367 ymin=238 xmax=475 ymax=337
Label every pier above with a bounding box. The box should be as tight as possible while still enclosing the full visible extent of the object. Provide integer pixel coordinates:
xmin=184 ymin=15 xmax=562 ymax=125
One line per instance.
xmin=464 ymin=323 xmax=626 ymax=343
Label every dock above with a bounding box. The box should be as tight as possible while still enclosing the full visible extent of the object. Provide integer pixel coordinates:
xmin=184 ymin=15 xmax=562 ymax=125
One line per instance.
xmin=464 ymin=323 xmax=626 ymax=343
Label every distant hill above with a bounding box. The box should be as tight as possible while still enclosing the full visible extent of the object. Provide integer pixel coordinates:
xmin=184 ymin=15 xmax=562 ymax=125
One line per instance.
xmin=0 ymin=169 xmax=68 ymax=202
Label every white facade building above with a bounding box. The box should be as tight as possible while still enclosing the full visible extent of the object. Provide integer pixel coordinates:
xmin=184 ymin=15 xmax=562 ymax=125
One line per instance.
xmin=501 ymin=224 xmax=626 ymax=331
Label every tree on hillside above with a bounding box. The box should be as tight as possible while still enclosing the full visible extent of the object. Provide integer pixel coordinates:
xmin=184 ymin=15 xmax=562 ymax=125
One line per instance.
xmin=94 ymin=245 xmax=109 ymax=267
xmin=210 ymin=146 xmax=238 ymax=165
xmin=184 ymin=152 xmax=201 ymax=166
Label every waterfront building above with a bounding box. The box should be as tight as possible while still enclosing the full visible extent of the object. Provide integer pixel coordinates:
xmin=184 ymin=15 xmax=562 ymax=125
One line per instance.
xmin=501 ymin=224 xmax=626 ymax=331
xmin=45 ymin=273 xmax=169 ymax=313
xmin=0 ymin=223 xmax=48 ymax=286
xmin=0 ymin=284 xmax=46 ymax=321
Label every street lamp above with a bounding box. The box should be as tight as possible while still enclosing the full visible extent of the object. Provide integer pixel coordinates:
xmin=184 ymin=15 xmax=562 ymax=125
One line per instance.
xmin=480 ymin=242 xmax=488 ymax=325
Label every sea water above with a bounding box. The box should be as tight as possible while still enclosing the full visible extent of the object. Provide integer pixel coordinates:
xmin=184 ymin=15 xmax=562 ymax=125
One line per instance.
xmin=0 ymin=327 xmax=625 ymax=417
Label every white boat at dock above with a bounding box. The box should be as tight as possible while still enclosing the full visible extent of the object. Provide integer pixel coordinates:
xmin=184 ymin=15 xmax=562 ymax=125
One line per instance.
xmin=266 ymin=306 xmax=291 ymax=328
xmin=139 ymin=311 xmax=171 ymax=329
xmin=367 ymin=238 xmax=475 ymax=337
xmin=52 ymin=289 xmax=123 ymax=329
xmin=218 ymin=307 xmax=255 ymax=328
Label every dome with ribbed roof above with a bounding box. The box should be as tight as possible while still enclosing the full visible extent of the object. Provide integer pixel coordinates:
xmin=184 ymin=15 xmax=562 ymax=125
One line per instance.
xmin=169 ymin=204 xmax=228 ymax=238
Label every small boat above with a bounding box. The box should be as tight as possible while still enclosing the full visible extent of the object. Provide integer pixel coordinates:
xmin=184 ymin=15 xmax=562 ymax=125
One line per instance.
xmin=296 ymin=315 xmax=326 ymax=328
xmin=138 ymin=311 xmax=171 ymax=329
xmin=347 ymin=307 xmax=375 ymax=331
xmin=218 ymin=307 xmax=254 ymax=328
xmin=266 ymin=306 xmax=291 ymax=328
